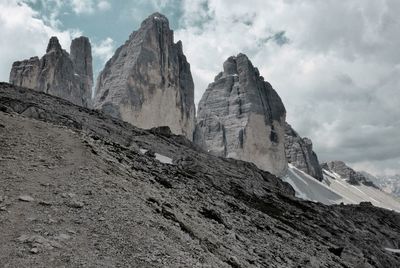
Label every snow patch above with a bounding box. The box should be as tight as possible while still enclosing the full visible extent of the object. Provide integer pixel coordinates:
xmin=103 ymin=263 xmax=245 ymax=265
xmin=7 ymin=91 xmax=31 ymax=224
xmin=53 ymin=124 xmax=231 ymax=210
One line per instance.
xmin=385 ymin=248 xmax=400 ymax=253
xmin=155 ymin=153 xmax=173 ymax=165
xmin=139 ymin=149 xmax=173 ymax=165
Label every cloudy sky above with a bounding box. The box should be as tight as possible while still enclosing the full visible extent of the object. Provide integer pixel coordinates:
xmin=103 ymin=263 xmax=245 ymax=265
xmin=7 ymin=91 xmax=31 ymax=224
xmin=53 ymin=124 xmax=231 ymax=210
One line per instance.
xmin=1 ymin=0 xmax=399 ymax=176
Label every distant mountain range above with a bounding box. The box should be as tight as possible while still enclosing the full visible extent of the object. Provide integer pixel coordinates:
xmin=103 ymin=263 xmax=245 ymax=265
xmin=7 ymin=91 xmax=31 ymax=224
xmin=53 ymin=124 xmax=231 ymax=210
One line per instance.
xmin=359 ymin=171 xmax=400 ymax=198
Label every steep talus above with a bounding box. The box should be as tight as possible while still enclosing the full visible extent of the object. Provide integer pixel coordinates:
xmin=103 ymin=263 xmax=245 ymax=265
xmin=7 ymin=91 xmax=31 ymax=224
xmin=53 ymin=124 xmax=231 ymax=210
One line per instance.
xmin=9 ymin=36 xmax=93 ymax=108
xmin=94 ymin=13 xmax=195 ymax=140
xmin=194 ymin=54 xmax=287 ymax=176
xmin=1 ymin=83 xmax=400 ymax=267
xmin=284 ymin=123 xmax=323 ymax=181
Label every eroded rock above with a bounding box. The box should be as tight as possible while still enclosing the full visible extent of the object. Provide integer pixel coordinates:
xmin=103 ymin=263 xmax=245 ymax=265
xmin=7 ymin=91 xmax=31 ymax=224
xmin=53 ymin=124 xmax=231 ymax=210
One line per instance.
xmin=94 ymin=13 xmax=195 ymax=140
xmin=194 ymin=54 xmax=287 ymax=175
xmin=9 ymin=36 xmax=93 ymax=107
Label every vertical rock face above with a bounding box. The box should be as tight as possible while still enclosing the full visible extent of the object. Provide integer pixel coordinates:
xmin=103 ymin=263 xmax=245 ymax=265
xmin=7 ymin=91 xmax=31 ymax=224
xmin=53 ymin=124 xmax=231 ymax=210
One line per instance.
xmin=70 ymin=36 xmax=93 ymax=107
xmin=9 ymin=57 xmax=41 ymax=90
xmin=94 ymin=13 xmax=195 ymax=140
xmin=9 ymin=36 xmax=93 ymax=107
xmin=194 ymin=54 xmax=287 ymax=176
xmin=284 ymin=123 xmax=323 ymax=181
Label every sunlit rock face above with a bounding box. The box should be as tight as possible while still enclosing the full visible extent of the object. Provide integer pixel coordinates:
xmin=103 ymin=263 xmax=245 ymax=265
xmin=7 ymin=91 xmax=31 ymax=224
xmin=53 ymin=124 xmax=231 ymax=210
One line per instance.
xmin=94 ymin=13 xmax=195 ymax=140
xmin=194 ymin=54 xmax=287 ymax=176
xmin=9 ymin=36 xmax=93 ymax=108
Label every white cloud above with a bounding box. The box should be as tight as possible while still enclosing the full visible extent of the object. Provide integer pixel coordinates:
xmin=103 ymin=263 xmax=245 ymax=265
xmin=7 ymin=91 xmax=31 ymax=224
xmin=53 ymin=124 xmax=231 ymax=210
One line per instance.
xmin=174 ymin=0 xmax=400 ymax=175
xmin=70 ymin=0 xmax=110 ymax=14
xmin=93 ymin=37 xmax=115 ymax=63
xmin=97 ymin=0 xmax=111 ymax=11
xmin=70 ymin=0 xmax=94 ymax=14
xmin=0 ymin=0 xmax=78 ymax=82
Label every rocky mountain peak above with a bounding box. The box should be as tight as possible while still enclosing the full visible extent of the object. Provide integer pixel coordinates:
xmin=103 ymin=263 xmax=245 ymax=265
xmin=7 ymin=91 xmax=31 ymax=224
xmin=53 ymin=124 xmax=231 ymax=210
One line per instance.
xmin=9 ymin=36 xmax=93 ymax=108
xmin=94 ymin=13 xmax=195 ymax=140
xmin=46 ymin=36 xmax=62 ymax=53
xmin=222 ymin=56 xmax=238 ymax=75
xmin=194 ymin=53 xmax=287 ymax=176
xmin=141 ymin=12 xmax=169 ymax=27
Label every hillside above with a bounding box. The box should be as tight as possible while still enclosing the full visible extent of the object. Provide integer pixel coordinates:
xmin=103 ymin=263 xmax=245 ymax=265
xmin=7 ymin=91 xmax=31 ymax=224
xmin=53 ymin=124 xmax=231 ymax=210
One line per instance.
xmin=1 ymin=83 xmax=400 ymax=267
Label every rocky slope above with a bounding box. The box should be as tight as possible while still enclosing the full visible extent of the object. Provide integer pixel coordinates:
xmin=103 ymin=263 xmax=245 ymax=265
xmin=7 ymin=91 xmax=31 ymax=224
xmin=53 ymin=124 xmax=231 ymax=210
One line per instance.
xmin=94 ymin=13 xmax=195 ymax=140
xmin=323 ymin=161 xmax=377 ymax=187
xmin=284 ymin=123 xmax=323 ymax=181
xmin=194 ymin=54 xmax=287 ymax=176
xmin=1 ymin=83 xmax=400 ymax=267
xmin=2 ymin=82 xmax=400 ymax=267
xmin=9 ymin=36 xmax=93 ymax=108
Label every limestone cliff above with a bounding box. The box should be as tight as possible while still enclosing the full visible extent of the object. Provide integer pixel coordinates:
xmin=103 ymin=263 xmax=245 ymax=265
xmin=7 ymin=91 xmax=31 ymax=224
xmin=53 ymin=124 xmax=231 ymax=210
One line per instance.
xmin=94 ymin=13 xmax=195 ymax=140
xmin=70 ymin=36 xmax=93 ymax=107
xmin=9 ymin=36 xmax=93 ymax=107
xmin=194 ymin=54 xmax=287 ymax=176
xmin=284 ymin=123 xmax=323 ymax=181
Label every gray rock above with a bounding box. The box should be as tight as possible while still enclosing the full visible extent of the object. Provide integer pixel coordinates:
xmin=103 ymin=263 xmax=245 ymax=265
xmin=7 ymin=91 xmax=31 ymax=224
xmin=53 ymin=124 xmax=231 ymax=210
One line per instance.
xmin=194 ymin=54 xmax=287 ymax=175
xmin=94 ymin=13 xmax=195 ymax=140
xmin=284 ymin=123 xmax=323 ymax=181
xmin=18 ymin=195 xmax=34 ymax=202
xmin=30 ymin=247 xmax=39 ymax=254
xmin=323 ymin=161 xmax=377 ymax=187
xmin=9 ymin=36 xmax=93 ymax=108
xmin=2 ymin=83 xmax=400 ymax=268
xmin=70 ymin=36 xmax=93 ymax=108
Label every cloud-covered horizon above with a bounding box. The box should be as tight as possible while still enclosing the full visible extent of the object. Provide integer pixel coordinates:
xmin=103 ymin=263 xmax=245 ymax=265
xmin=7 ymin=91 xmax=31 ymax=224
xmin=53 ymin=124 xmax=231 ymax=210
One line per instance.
xmin=1 ymin=0 xmax=399 ymax=176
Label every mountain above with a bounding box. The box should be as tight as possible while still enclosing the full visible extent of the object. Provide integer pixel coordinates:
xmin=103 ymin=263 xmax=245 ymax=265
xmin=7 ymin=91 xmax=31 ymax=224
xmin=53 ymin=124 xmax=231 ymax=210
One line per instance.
xmin=377 ymin=175 xmax=400 ymax=198
xmin=94 ymin=13 xmax=195 ymax=140
xmin=1 ymin=82 xmax=400 ymax=267
xmin=282 ymin=164 xmax=400 ymax=211
xmin=360 ymin=172 xmax=400 ymax=198
xmin=283 ymin=160 xmax=400 ymax=211
xmin=322 ymin=161 xmax=377 ymax=187
xmin=9 ymin=36 xmax=93 ymax=108
xmin=284 ymin=123 xmax=323 ymax=181
xmin=194 ymin=54 xmax=287 ymax=176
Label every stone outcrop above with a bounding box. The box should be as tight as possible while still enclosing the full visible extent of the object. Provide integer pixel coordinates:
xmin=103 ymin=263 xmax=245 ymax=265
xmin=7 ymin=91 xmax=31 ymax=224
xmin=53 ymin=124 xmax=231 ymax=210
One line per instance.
xmin=322 ymin=161 xmax=378 ymax=187
xmin=9 ymin=36 xmax=93 ymax=107
xmin=284 ymin=123 xmax=323 ymax=181
xmin=94 ymin=13 xmax=195 ymax=140
xmin=194 ymin=54 xmax=287 ymax=176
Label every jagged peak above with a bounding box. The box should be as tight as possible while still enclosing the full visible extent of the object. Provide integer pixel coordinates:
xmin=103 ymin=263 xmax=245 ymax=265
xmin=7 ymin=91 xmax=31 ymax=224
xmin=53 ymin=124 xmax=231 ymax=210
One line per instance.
xmin=219 ymin=53 xmax=262 ymax=79
xmin=140 ymin=12 xmax=170 ymax=28
xmin=46 ymin=36 xmax=62 ymax=53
